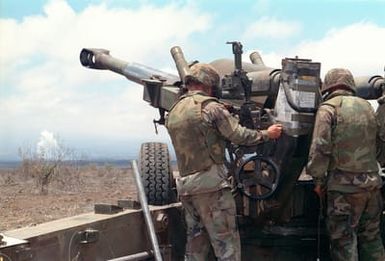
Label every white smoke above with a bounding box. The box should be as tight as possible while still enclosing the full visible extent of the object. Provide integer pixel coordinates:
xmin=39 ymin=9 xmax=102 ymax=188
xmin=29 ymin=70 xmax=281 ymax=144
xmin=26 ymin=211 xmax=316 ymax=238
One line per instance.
xmin=36 ymin=130 xmax=59 ymax=160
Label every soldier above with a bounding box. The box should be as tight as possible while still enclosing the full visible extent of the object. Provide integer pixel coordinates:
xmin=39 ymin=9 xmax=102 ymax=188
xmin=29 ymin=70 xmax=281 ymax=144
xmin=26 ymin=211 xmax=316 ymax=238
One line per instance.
xmin=376 ymin=89 xmax=385 ymax=167
xmin=307 ymin=68 xmax=385 ymax=261
xmin=166 ymin=63 xmax=282 ymax=261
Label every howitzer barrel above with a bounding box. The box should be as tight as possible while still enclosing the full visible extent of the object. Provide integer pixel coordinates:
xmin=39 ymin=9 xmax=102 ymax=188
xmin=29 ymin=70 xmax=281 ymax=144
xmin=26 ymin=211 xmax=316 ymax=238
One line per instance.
xmin=355 ymin=75 xmax=384 ymax=100
xmin=170 ymin=46 xmax=190 ymax=81
xmin=80 ymin=48 xmax=178 ymax=85
xmin=249 ymin=51 xmax=265 ymax=66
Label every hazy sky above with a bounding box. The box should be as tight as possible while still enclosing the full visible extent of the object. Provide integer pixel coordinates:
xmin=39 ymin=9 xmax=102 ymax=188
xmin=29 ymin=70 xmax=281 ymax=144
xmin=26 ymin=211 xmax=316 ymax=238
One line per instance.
xmin=1 ymin=0 xmax=384 ymax=160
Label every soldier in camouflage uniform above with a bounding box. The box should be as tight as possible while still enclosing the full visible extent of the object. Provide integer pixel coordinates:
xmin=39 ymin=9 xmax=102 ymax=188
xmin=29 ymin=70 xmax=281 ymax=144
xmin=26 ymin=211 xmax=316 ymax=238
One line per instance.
xmin=166 ymin=63 xmax=283 ymax=261
xmin=307 ymin=68 xmax=385 ymax=261
xmin=376 ymin=90 xmax=385 ymax=167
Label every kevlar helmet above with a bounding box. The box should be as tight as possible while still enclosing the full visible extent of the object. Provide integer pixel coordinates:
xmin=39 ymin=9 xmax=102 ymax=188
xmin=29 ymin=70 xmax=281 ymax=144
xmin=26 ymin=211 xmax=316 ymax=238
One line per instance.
xmin=185 ymin=63 xmax=220 ymax=89
xmin=322 ymin=68 xmax=356 ymax=94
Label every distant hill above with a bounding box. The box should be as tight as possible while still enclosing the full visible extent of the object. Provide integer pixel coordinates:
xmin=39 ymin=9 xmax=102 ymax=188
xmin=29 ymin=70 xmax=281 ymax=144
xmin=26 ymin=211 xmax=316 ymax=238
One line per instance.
xmin=0 ymin=159 xmax=133 ymax=169
xmin=0 ymin=161 xmax=21 ymax=169
xmin=0 ymin=159 xmax=178 ymax=170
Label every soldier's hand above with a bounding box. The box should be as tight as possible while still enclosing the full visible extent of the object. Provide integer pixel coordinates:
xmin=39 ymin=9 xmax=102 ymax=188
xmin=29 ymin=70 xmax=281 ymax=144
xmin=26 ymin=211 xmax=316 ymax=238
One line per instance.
xmin=267 ymin=124 xmax=283 ymax=139
xmin=313 ymin=185 xmax=325 ymax=198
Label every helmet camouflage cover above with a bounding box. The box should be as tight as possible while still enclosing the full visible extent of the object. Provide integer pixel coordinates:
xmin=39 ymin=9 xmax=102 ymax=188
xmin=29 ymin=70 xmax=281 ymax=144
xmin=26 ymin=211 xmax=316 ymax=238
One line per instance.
xmin=185 ymin=63 xmax=220 ymax=88
xmin=322 ymin=68 xmax=356 ymax=94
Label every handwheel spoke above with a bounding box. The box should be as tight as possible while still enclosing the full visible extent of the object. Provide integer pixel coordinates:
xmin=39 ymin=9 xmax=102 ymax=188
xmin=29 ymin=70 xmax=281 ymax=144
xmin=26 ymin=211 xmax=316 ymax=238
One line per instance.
xmin=254 ymin=159 xmax=261 ymax=173
xmin=242 ymin=177 xmax=273 ymax=190
xmin=254 ymin=176 xmax=274 ymax=190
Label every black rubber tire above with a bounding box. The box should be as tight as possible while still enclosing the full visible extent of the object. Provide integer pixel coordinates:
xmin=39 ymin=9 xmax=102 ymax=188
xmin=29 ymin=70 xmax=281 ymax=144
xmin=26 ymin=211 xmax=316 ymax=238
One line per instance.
xmin=139 ymin=142 xmax=176 ymax=205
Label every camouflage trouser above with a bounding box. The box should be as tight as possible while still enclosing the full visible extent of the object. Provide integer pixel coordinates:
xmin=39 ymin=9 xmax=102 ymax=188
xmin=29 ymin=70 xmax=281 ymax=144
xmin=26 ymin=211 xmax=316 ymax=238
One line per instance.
xmin=327 ymin=189 xmax=385 ymax=261
xmin=180 ymin=188 xmax=241 ymax=261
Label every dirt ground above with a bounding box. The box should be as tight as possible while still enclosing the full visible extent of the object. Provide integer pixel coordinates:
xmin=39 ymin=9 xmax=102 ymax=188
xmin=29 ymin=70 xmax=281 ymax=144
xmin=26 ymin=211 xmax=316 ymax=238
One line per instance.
xmin=0 ymin=164 xmax=137 ymax=231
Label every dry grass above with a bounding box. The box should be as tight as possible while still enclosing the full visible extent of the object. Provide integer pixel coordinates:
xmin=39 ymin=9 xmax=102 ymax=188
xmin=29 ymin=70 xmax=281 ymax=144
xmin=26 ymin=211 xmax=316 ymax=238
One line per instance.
xmin=0 ymin=164 xmax=137 ymax=231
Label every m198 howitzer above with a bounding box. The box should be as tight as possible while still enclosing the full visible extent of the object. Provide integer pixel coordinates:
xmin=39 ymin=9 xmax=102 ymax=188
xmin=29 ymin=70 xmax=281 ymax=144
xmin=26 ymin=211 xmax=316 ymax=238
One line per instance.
xmin=80 ymin=43 xmax=384 ymax=224
xmin=2 ymin=43 xmax=384 ymax=261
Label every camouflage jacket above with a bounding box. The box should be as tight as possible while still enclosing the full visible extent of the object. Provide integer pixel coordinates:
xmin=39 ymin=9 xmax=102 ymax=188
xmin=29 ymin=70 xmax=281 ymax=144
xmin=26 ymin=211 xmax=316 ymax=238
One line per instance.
xmin=377 ymin=95 xmax=385 ymax=167
xmin=167 ymin=91 xmax=269 ymax=196
xmin=307 ymin=90 xmax=382 ymax=193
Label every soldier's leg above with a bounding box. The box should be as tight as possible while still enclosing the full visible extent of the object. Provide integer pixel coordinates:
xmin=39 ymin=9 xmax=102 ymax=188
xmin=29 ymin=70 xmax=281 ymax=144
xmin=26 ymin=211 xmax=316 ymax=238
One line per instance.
xmin=357 ymin=189 xmax=385 ymax=261
xmin=198 ymin=189 xmax=241 ymax=261
xmin=181 ymin=195 xmax=211 ymax=261
xmin=327 ymin=191 xmax=359 ymax=261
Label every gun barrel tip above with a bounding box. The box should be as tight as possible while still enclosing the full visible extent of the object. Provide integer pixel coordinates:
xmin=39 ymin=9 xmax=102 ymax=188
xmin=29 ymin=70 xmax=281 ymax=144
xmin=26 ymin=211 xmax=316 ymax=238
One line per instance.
xmin=79 ymin=48 xmax=96 ymax=67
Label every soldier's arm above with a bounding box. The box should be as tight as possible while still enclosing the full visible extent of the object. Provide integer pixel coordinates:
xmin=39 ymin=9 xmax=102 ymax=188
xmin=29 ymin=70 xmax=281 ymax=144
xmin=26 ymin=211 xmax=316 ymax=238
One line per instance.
xmin=306 ymin=105 xmax=335 ymax=187
xmin=202 ymin=101 xmax=270 ymax=145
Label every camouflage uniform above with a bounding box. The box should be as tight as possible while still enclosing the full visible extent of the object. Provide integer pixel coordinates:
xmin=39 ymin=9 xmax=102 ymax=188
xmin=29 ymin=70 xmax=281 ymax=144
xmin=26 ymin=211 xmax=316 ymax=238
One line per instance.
xmin=166 ymin=64 xmax=270 ymax=261
xmin=377 ymin=95 xmax=385 ymax=167
xmin=307 ymin=68 xmax=385 ymax=261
